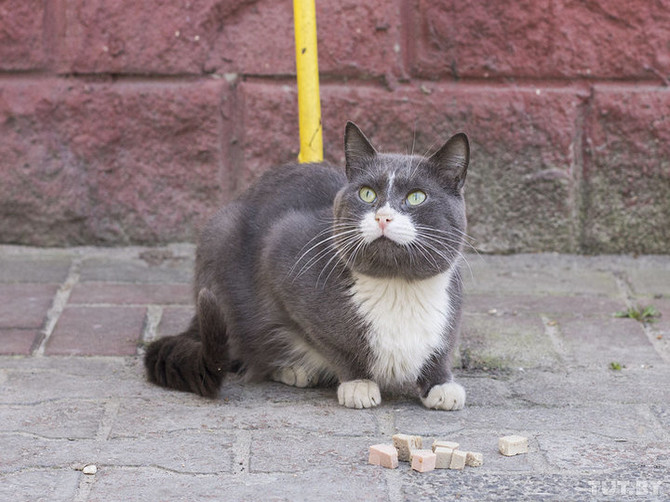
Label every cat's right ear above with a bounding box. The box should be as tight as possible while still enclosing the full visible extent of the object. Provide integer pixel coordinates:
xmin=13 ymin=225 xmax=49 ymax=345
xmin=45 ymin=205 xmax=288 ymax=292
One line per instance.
xmin=344 ymin=121 xmax=377 ymax=180
xmin=428 ymin=132 xmax=470 ymax=191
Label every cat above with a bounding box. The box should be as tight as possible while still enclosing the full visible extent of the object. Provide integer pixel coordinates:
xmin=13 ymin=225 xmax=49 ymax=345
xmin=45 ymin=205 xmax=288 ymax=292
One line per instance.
xmin=144 ymin=121 xmax=470 ymax=410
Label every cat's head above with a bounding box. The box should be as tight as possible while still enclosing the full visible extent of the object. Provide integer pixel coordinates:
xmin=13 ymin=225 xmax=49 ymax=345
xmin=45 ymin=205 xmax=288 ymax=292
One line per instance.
xmin=333 ymin=122 xmax=469 ymax=280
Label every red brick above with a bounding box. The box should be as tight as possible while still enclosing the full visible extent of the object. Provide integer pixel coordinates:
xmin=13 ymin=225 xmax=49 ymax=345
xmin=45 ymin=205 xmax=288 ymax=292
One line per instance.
xmin=408 ymin=0 xmax=670 ymax=80
xmin=582 ymin=87 xmax=670 ymax=253
xmin=0 ymin=0 xmax=49 ymax=70
xmin=0 ymin=329 xmax=39 ymax=355
xmin=46 ymin=306 xmax=146 ymax=356
xmin=69 ymin=283 xmax=192 ymax=306
xmin=239 ymin=81 xmax=583 ymax=252
xmin=0 ymin=284 xmax=57 ymax=328
xmin=0 ymin=79 xmax=231 ymax=245
xmin=56 ymin=0 xmax=403 ymax=79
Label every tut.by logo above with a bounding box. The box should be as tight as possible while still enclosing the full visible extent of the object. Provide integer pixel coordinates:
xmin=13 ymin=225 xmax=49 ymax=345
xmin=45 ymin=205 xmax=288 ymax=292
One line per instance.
xmin=588 ymin=479 xmax=664 ymax=497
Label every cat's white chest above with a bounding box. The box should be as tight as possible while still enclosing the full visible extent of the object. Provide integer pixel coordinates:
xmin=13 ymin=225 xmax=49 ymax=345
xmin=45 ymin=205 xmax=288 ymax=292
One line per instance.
xmin=351 ymin=267 xmax=456 ymax=387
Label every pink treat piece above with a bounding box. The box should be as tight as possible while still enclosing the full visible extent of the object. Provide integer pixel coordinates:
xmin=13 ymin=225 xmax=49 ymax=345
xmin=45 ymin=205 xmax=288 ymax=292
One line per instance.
xmin=410 ymin=449 xmax=436 ymax=473
xmin=368 ymin=444 xmax=399 ymax=469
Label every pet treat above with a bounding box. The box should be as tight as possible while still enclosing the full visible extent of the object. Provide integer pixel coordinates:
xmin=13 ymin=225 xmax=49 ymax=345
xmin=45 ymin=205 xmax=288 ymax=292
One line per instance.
xmin=392 ymin=434 xmax=422 ymax=462
xmin=498 ymin=435 xmax=529 ymax=456
xmin=368 ymin=444 xmax=399 ymax=469
xmin=410 ymin=450 xmax=436 ymax=472
xmin=449 ymin=449 xmax=467 ymax=470
xmin=434 ymin=447 xmax=454 ymax=469
xmin=465 ymin=451 xmax=484 ymax=467
xmin=432 ymin=440 xmax=459 ymax=452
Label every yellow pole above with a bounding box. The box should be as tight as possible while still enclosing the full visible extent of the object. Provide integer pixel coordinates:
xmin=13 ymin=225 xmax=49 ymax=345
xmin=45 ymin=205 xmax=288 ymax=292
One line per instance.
xmin=293 ymin=0 xmax=323 ymax=163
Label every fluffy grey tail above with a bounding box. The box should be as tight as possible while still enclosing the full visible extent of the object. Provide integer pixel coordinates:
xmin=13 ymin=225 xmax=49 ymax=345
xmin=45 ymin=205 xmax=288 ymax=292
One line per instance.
xmin=144 ymin=288 xmax=229 ymax=398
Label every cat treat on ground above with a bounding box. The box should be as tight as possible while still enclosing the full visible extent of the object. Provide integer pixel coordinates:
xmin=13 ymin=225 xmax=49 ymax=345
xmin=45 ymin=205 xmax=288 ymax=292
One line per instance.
xmin=498 ymin=435 xmax=529 ymax=456
xmin=368 ymin=444 xmax=399 ymax=469
xmin=410 ymin=450 xmax=436 ymax=473
xmin=465 ymin=451 xmax=484 ymax=467
xmin=369 ymin=435 xmax=484 ymax=473
xmin=392 ymin=434 xmax=422 ymax=462
xmin=432 ymin=440 xmax=459 ymax=452
xmin=448 ymin=449 xmax=467 ymax=470
xmin=433 ymin=447 xmax=454 ymax=469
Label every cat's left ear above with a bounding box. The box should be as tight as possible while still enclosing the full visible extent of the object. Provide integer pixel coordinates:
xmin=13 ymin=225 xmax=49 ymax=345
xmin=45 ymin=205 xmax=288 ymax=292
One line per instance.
xmin=344 ymin=121 xmax=377 ymax=180
xmin=428 ymin=133 xmax=470 ymax=191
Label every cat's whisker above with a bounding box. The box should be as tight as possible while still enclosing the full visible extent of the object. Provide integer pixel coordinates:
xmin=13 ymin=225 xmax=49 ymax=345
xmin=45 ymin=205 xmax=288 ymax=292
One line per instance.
xmin=291 ymin=238 xmax=347 ymax=279
xmin=317 ymin=234 xmax=365 ymax=287
xmin=407 ymin=241 xmax=441 ymax=272
xmin=290 ymin=229 xmax=361 ymax=281
xmin=414 ymin=231 xmax=475 ymax=282
xmin=414 ymin=225 xmax=480 ymax=256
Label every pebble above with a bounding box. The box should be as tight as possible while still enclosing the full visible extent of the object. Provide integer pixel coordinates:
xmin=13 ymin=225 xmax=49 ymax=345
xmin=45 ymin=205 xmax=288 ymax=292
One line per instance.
xmin=83 ymin=464 xmax=97 ymax=475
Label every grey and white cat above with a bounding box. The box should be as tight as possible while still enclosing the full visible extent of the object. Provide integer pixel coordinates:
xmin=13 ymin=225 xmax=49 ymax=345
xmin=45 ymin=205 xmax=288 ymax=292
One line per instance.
xmin=145 ymin=122 xmax=470 ymax=410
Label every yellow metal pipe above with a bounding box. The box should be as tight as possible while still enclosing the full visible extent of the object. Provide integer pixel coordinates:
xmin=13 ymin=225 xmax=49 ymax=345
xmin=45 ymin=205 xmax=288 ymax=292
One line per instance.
xmin=293 ymin=0 xmax=323 ymax=163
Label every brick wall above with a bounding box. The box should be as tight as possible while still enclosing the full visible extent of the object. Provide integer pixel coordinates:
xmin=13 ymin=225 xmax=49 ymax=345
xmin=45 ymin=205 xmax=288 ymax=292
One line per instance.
xmin=1 ymin=0 xmax=669 ymax=253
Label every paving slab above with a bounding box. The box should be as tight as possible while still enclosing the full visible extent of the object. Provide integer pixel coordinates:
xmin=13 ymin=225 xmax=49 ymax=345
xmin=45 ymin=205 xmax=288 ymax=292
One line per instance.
xmin=46 ymin=306 xmax=146 ymax=356
xmin=0 ymin=469 xmax=80 ymax=502
xmin=1 ymin=247 xmax=669 ymax=501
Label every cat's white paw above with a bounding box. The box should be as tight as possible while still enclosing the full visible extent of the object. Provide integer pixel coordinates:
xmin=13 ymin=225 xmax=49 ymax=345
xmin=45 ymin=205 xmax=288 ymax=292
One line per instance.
xmin=271 ymin=366 xmax=316 ymax=388
xmin=337 ymin=379 xmax=381 ymax=409
xmin=421 ymin=382 xmax=466 ymax=411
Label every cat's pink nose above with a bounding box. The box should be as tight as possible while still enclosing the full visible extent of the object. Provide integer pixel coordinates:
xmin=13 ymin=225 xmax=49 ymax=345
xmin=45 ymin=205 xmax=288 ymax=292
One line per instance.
xmin=375 ymin=212 xmax=393 ymax=230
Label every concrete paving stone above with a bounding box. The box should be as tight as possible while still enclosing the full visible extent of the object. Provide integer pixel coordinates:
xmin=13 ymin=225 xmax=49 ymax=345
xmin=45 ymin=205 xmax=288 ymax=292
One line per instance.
xmin=1 ymin=433 xmax=99 ymax=472
xmin=0 ymin=283 xmax=58 ymax=328
xmin=508 ymin=367 xmax=670 ymax=407
xmin=0 ymin=328 xmax=40 ymax=355
xmin=628 ymin=267 xmax=670 ymax=298
xmin=87 ymin=467 xmax=390 ymax=502
xmin=0 ymin=469 xmax=80 ymax=502
xmin=250 ymin=430 xmax=376 ymax=474
xmin=465 ymin=294 xmax=626 ymax=318
xmin=454 ymin=374 xmax=518 ymax=407
xmin=0 ymin=254 xmax=72 ymax=283
xmin=0 ymin=400 xmax=105 ymax=439
xmin=648 ymin=298 xmax=670 ymax=345
xmin=98 ymin=431 xmax=234 ymax=474
xmin=464 ymin=254 xmax=620 ymax=297
xmin=46 ymin=306 xmax=146 ymax=356
xmin=79 ymin=253 xmax=194 ymax=284
xmin=397 ymin=469 xmax=670 ymax=502
xmin=537 ymin=431 xmax=670 ymax=471
xmin=397 ymin=404 xmax=663 ymax=442
xmin=157 ymin=306 xmax=194 ymax=338
xmin=558 ymin=315 xmax=664 ymax=367
xmin=461 ymin=313 xmax=561 ymax=370
xmin=68 ymin=282 xmax=192 ymax=306
xmin=650 ymin=405 xmax=670 ymax=434
xmin=236 ymin=380 xmax=340 ymax=406
xmin=0 ymin=358 xmax=155 ymax=403
xmin=111 ymin=399 xmax=378 ymax=438
xmin=1 ymin=430 xmax=233 ymax=474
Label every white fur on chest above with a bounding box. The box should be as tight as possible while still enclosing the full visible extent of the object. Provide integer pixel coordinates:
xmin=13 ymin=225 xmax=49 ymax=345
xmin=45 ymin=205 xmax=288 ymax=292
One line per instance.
xmin=351 ymin=265 xmax=457 ymax=387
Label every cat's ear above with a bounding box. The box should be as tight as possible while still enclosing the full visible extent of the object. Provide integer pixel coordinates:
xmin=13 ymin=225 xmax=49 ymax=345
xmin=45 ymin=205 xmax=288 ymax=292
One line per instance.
xmin=428 ymin=132 xmax=469 ymax=191
xmin=344 ymin=121 xmax=377 ymax=179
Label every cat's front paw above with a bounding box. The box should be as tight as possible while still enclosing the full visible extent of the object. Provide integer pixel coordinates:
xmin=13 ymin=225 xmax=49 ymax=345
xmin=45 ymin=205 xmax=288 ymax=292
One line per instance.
xmin=337 ymin=379 xmax=381 ymax=409
xmin=421 ymin=382 xmax=466 ymax=411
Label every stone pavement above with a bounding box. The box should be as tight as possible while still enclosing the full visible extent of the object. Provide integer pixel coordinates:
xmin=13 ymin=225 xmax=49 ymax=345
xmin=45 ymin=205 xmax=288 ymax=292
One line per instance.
xmin=1 ymin=245 xmax=669 ymax=501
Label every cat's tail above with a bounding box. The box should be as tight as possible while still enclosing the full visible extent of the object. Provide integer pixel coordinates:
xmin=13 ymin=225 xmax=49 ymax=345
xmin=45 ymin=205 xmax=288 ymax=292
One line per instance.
xmin=144 ymin=288 xmax=229 ymax=398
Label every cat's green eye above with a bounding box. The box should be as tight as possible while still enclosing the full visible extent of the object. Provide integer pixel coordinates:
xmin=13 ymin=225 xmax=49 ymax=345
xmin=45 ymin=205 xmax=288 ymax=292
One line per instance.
xmin=359 ymin=187 xmax=377 ymax=203
xmin=407 ymin=190 xmax=427 ymax=206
